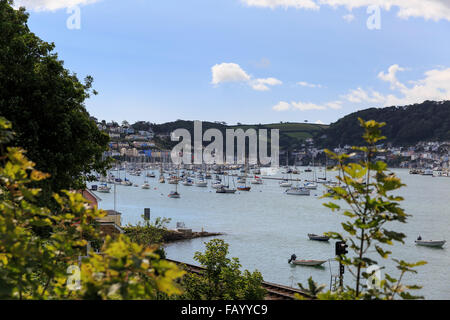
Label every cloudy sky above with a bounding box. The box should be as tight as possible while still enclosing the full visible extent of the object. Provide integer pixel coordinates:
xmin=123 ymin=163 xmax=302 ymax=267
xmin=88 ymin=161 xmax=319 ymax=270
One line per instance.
xmin=20 ymin=0 xmax=450 ymax=124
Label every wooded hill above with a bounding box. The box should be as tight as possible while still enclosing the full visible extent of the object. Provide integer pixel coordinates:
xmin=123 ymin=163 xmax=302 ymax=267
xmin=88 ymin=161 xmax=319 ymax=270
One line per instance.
xmin=145 ymin=120 xmax=328 ymax=151
xmin=316 ymin=100 xmax=450 ymax=147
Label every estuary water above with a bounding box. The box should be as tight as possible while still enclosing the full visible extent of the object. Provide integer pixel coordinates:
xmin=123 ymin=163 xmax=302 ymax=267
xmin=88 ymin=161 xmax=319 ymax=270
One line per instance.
xmin=92 ymin=168 xmax=450 ymax=299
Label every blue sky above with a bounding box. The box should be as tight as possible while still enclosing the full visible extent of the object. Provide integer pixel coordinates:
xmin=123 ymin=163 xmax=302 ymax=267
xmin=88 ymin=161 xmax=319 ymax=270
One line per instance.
xmin=20 ymin=0 xmax=450 ymax=124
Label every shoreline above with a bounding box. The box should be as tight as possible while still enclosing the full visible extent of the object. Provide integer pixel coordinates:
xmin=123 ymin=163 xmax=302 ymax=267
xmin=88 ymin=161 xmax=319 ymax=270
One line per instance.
xmin=162 ymin=229 xmax=225 ymax=243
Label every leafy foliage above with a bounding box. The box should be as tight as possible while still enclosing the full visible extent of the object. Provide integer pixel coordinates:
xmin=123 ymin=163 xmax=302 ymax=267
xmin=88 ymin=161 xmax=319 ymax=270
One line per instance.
xmin=123 ymin=217 xmax=172 ymax=258
xmin=298 ymin=118 xmax=426 ymax=300
xmin=0 ymin=0 xmax=110 ymax=201
xmin=180 ymin=239 xmax=266 ymax=300
xmin=123 ymin=217 xmax=171 ymax=246
xmin=0 ymin=117 xmax=184 ymax=299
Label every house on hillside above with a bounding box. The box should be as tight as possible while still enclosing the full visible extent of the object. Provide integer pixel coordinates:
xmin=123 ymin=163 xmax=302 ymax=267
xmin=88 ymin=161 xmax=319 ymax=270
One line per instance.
xmin=78 ymin=190 xmax=123 ymax=237
xmin=96 ymin=210 xmax=124 ymax=237
xmin=79 ymin=189 xmax=102 ymax=209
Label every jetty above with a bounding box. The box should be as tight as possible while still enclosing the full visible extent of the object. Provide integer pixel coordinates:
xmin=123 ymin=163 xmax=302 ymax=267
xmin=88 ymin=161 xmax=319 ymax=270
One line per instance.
xmin=163 ymin=229 xmax=224 ymax=243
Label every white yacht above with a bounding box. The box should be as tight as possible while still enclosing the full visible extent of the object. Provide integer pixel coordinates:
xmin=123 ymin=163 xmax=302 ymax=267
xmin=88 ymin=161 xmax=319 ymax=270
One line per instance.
xmin=286 ymin=187 xmax=310 ymax=196
xmin=304 ymin=182 xmax=318 ymax=190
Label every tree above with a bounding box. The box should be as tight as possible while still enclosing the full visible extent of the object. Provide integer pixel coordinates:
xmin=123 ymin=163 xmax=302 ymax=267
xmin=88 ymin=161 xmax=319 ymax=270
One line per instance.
xmin=180 ymin=239 xmax=266 ymax=300
xmin=298 ymin=118 xmax=426 ymax=300
xmin=123 ymin=216 xmax=172 ymax=258
xmin=0 ymin=1 xmax=110 ymax=200
xmin=0 ymin=117 xmax=184 ymax=299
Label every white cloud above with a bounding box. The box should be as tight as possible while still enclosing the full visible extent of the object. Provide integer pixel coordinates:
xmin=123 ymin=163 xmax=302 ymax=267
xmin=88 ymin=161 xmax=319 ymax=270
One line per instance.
xmin=211 ymin=63 xmax=251 ymax=85
xmin=326 ymin=101 xmax=343 ymax=109
xmin=291 ymin=101 xmax=327 ymax=111
xmin=342 ymin=13 xmax=355 ymax=22
xmin=297 ymin=81 xmax=322 ymax=88
xmin=383 ymin=66 xmax=450 ymax=106
xmin=243 ymin=0 xmax=319 ymax=10
xmin=378 ymin=64 xmax=406 ymax=90
xmin=344 ymin=65 xmax=450 ymax=107
xmin=274 ymin=65 xmax=450 ymax=114
xmin=241 ymin=0 xmax=450 ymax=21
xmin=273 ymin=101 xmax=291 ymax=111
xmin=212 ymin=62 xmax=281 ymax=91
xmin=343 ymin=87 xmax=385 ymax=104
xmin=272 ymin=99 xmax=342 ymax=111
xmin=14 ymin=0 xmax=101 ymax=11
xmin=251 ymin=77 xmax=283 ymax=91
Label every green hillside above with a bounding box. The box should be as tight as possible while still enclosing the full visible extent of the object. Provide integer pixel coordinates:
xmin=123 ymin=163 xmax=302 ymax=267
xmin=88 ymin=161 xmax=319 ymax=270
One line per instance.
xmin=317 ymin=100 xmax=450 ymax=147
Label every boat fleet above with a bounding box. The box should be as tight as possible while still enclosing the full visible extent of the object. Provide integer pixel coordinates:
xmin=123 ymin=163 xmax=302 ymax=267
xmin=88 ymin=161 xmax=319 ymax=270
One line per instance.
xmin=91 ymin=162 xmax=335 ymax=200
xmin=287 ymin=233 xmax=446 ymax=269
xmin=91 ymin=162 xmax=446 ymax=269
xmin=409 ymin=168 xmax=450 ymax=177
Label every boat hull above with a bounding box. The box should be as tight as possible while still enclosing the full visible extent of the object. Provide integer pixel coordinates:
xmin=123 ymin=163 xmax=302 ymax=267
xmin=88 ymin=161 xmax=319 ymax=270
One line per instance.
xmin=415 ymin=240 xmax=446 ymax=247
xmin=308 ymin=234 xmax=330 ymax=241
xmin=291 ymin=260 xmax=326 ymax=266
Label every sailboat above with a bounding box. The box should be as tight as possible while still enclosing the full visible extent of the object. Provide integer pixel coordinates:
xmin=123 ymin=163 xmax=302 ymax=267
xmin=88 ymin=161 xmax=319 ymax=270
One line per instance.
xmin=251 ymin=175 xmax=263 ymax=184
xmin=237 ymin=161 xmax=251 ymax=191
xmin=279 ymin=172 xmax=292 ymax=188
xmin=280 ymin=156 xmax=293 ymax=187
xmin=168 ymin=166 xmax=181 ymax=198
xmin=182 ymin=177 xmax=194 ymax=186
xmin=216 ymin=171 xmax=236 ymax=193
xmin=195 ymin=170 xmax=208 ymax=187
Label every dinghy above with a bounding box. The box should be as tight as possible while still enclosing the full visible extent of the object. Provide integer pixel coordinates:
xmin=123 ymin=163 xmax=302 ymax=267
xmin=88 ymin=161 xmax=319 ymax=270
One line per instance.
xmin=288 ymin=254 xmax=326 ymax=266
xmin=290 ymin=260 xmax=327 ymax=266
xmin=415 ymin=240 xmax=446 ymax=248
xmin=308 ymin=234 xmax=330 ymax=241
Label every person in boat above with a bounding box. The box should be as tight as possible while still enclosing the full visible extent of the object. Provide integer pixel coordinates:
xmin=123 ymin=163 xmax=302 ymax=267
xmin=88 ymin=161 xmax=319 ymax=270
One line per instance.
xmin=417 ymin=235 xmax=422 ymax=241
xmin=288 ymin=254 xmax=297 ymax=263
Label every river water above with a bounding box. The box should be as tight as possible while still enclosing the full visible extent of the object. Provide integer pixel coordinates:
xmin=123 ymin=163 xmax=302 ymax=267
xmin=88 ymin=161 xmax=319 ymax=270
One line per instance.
xmin=92 ymin=168 xmax=450 ymax=299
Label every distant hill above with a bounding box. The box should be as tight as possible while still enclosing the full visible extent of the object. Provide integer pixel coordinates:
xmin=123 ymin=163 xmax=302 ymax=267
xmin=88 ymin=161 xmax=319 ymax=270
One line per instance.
xmin=317 ymin=100 xmax=450 ymax=147
xmin=150 ymin=120 xmax=328 ymax=151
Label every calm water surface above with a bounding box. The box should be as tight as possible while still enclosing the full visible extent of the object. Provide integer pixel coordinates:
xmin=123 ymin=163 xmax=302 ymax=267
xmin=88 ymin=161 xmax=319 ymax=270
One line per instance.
xmin=93 ymin=168 xmax=450 ymax=299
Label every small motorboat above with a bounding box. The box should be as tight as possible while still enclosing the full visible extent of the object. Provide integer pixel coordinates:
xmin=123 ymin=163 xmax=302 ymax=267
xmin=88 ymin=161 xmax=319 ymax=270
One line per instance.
xmin=288 ymin=254 xmax=326 ymax=266
xmin=291 ymin=260 xmax=327 ymax=266
xmin=121 ymin=179 xmax=133 ymax=186
xmin=97 ymin=184 xmax=111 ymax=193
xmin=237 ymin=186 xmax=251 ymax=191
xmin=285 ymin=187 xmax=310 ymax=196
xmin=182 ymin=179 xmax=194 ymax=186
xmin=415 ymin=240 xmax=446 ymax=248
xmin=216 ymin=186 xmax=236 ymax=194
xmin=211 ymin=182 xmax=224 ymax=189
xmin=308 ymin=234 xmax=330 ymax=242
xmin=304 ymin=182 xmax=318 ymax=190
xmin=195 ymin=180 xmax=208 ymax=187
xmin=279 ymin=180 xmax=292 ymax=188
xmin=141 ymin=183 xmax=151 ymax=189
